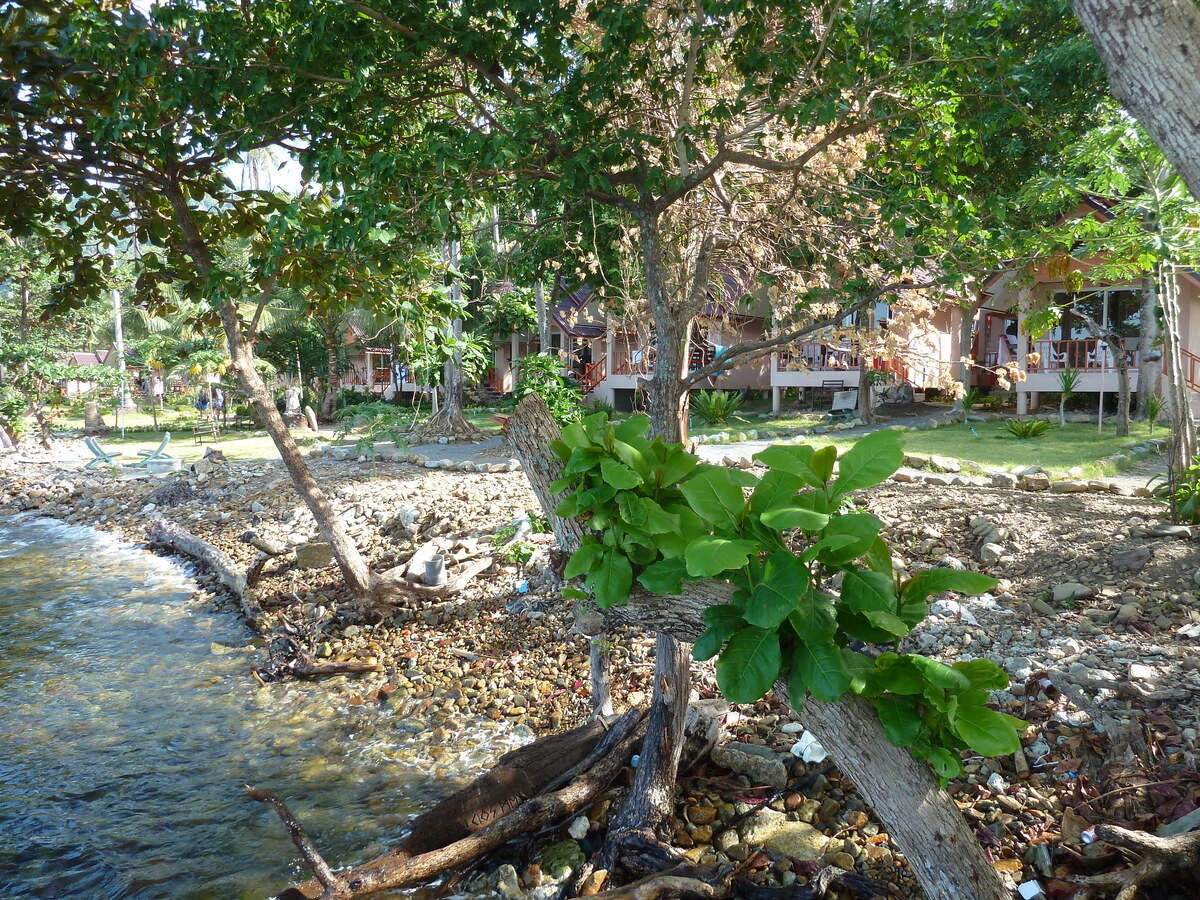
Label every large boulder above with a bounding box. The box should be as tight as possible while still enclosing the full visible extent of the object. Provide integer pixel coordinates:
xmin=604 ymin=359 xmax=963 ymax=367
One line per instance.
xmin=740 ymin=810 xmax=828 ymax=860
xmin=710 ymin=742 xmax=788 ymax=789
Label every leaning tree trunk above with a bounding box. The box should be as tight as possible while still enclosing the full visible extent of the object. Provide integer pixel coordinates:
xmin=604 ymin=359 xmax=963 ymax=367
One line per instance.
xmin=510 ymin=395 xmax=610 ymax=718
xmin=513 ymin=393 xmax=1011 ymax=900
xmin=599 ymin=587 xmax=1012 ymax=900
xmin=165 ymin=181 xmax=375 ymax=599
xmin=1072 ymin=0 xmax=1200 ymax=204
xmin=1112 ymin=335 xmax=1131 ymax=437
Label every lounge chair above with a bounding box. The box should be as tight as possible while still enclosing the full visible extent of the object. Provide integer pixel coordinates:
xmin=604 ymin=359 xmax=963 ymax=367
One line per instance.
xmin=83 ymin=436 xmax=126 ymax=469
xmin=132 ymin=432 xmax=173 ymax=468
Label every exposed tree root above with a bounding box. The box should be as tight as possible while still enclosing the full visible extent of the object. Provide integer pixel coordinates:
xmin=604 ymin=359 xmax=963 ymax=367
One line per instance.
xmin=411 ymin=405 xmax=485 ymax=444
xmin=1072 ymin=823 xmax=1200 ymax=899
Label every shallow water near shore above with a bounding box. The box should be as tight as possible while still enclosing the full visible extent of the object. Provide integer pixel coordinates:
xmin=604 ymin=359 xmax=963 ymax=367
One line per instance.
xmin=0 ymin=516 xmax=517 ymax=899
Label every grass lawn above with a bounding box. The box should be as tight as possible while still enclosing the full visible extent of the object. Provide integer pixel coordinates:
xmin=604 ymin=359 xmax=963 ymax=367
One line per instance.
xmin=76 ymin=429 xmax=298 ymax=465
xmin=689 ymin=411 xmax=825 ymax=438
xmin=822 ymin=419 xmax=1162 ymax=477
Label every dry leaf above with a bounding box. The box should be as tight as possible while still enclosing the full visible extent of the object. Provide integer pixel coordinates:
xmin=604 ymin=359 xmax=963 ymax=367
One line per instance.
xmin=992 ymin=858 xmax=1024 ymax=874
xmin=1061 ymin=806 xmax=1090 ymax=845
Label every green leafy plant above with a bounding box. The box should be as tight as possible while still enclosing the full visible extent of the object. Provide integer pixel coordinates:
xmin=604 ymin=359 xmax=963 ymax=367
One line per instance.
xmin=692 ymin=389 xmax=744 ymax=425
xmin=1057 ymin=368 xmax=1081 ymax=427
xmin=589 ymin=397 xmax=617 ymax=419
xmin=959 ymin=386 xmax=982 ymax=422
xmin=514 ymin=354 xmax=583 ymax=425
xmin=1003 ymin=417 xmax=1054 ymax=439
xmin=1145 ymin=394 xmax=1163 ymax=434
xmin=553 ymin=414 xmax=1016 ymax=784
xmin=334 ymin=402 xmax=412 ymax=458
xmin=1149 ymin=458 xmax=1200 ymax=524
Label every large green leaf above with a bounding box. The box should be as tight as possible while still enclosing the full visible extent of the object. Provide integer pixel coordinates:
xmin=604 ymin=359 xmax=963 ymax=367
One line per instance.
xmin=760 ymin=505 xmax=829 ymax=532
xmin=639 ymin=497 xmax=681 ymax=534
xmin=564 ymin=539 xmax=603 ymax=579
xmin=685 ymin=536 xmax=758 ymax=577
xmin=715 ymin=626 xmax=782 ymax=704
xmin=902 ymin=569 xmax=998 ymax=604
xmin=693 ymin=605 xmax=746 ymax=661
xmin=656 ymin=443 xmax=699 ymax=488
xmin=589 ymin=549 xmax=632 ymax=608
xmin=873 ymin=694 xmax=923 ymax=746
xmin=788 ymin=593 xmax=837 ymax=641
xmin=638 ymin=557 xmax=687 ymax=595
xmin=909 ymin=655 xmax=971 ymax=690
xmin=748 ymin=468 xmax=806 ymax=517
xmin=612 ymin=439 xmax=653 ymax=480
xmin=790 ymin=639 xmax=850 ymax=702
xmin=831 ymin=429 xmax=904 ymax=497
xmin=744 ymin=550 xmax=809 ymax=628
xmin=679 ymin=466 xmax=746 ymax=528
xmin=949 ymin=702 xmax=1023 ymax=757
xmin=953 ymin=658 xmax=1011 ymax=690
xmin=613 ymin=415 xmax=650 ymax=444
xmin=864 ymin=535 xmax=894 ymax=577
xmin=810 ymin=445 xmax=838 ymax=482
xmin=616 ymin=491 xmax=647 ymax=526
xmin=840 ymin=569 xmax=897 ymax=612
xmin=859 ymin=608 xmax=911 ymax=637
xmin=751 ymin=444 xmax=823 ymax=486
xmin=817 ymin=513 xmax=885 ymax=565
xmin=600 ymin=456 xmax=642 ymax=489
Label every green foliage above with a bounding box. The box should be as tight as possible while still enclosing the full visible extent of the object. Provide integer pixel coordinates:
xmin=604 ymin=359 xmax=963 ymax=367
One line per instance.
xmin=556 ymin=415 xmax=1012 ymax=783
xmin=1003 ymin=417 xmax=1054 ymax=439
xmin=960 ymin=387 xmax=983 ymax=420
xmin=691 ymin=390 xmax=744 ymax=426
xmin=514 ymin=354 xmax=583 ymax=425
xmin=1145 ymin=394 xmax=1163 ymax=433
xmin=333 ymin=402 xmax=412 ymax=457
xmin=1149 ymin=459 xmax=1200 ymax=525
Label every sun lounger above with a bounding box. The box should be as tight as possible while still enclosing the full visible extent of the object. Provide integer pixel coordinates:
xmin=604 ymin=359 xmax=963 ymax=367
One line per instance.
xmin=132 ymin=432 xmax=173 ymax=467
xmin=83 ymin=436 xmax=126 ymax=469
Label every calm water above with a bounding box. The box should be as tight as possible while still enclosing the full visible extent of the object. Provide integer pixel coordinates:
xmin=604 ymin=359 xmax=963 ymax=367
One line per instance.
xmin=0 ymin=517 xmax=516 ymax=899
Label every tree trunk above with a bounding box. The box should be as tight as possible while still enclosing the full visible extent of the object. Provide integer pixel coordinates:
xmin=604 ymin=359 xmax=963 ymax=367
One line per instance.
xmin=1135 ymin=275 xmax=1162 ymax=418
xmin=1072 ymin=0 xmax=1200 ymax=204
xmin=509 ymin=394 xmax=611 ymax=718
xmin=1159 ymin=263 xmax=1197 ymax=460
xmin=164 ymin=181 xmax=375 ymax=599
xmin=415 ymin=239 xmax=484 ymax=442
xmin=535 ymin=279 xmax=550 ymax=351
xmin=600 ymin=587 xmax=1012 ymax=900
xmin=1113 ymin=338 xmax=1131 ymax=437
xmin=19 ymin=274 xmax=30 ymax=343
xmin=321 ymin=329 xmax=340 ymax=421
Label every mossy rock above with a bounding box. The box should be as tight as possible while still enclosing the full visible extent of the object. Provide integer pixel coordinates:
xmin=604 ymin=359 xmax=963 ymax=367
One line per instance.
xmin=540 ymin=839 xmax=585 ymax=881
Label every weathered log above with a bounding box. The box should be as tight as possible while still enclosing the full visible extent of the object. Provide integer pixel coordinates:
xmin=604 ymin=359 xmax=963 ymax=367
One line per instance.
xmin=246 ymin=786 xmax=342 ymax=895
xmin=277 ymin=710 xmax=649 ymax=899
xmin=144 ymin=517 xmax=262 ymax=625
xmin=370 ymin=555 xmax=494 ymax=602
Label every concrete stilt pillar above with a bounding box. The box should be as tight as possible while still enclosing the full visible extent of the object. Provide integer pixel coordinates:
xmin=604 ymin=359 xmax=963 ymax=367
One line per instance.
xmin=772 ymin=385 xmax=782 ymax=413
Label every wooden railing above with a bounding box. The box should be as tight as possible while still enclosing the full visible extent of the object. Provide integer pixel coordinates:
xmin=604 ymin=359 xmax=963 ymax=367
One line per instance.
xmin=776 ymin=342 xmax=860 ymax=372
xmin=1029 ymin=338 xmax=1137 ymax=371
xmin=610 ymin=345 xmax=653 ymax=376
xmin=579 ymin=354 xmax=607 ymax=395
xmin=1180 ymin=347 xmax=1200 ymax=392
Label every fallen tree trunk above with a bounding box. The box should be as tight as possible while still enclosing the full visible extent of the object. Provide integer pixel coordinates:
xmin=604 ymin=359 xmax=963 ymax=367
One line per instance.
xmin=275 ymin=710 xmax=649 ymax=899
xmin=145 ymin=517 xmax=262 ymax=626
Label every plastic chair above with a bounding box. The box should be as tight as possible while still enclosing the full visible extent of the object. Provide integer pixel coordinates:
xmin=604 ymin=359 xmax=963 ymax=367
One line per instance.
xmin=132 ymin=432 xmax=173 ymax=468
xmin=83 ymin=436 xmax=126 ymax=469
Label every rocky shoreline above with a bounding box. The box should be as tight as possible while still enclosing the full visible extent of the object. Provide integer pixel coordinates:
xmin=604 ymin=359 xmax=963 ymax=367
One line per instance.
xmin=3 ymin=441 xmax=1199 ymax=899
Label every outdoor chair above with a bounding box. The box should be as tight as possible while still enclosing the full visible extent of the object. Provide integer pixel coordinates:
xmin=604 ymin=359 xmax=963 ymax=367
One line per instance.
xmin=83 ymin=436 xmax=126 ymax=469
xmin=812 ymin=379 xmax=844 ymax=409
xmin=823 ymin=389 xmax=859 ymax=425
xmin=132 ymin=432 xmax=173 ymax=468
xmin=192 ymin=421 xmax=220 ymax=444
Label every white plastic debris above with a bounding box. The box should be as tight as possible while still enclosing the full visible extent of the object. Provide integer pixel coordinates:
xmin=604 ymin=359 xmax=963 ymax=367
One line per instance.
xmin=1017 ymin=880 xmax=1046 ymax=900
xmin=789 ymin=731 xmax=828 ymax=764
xmin=1080 ymin=827 xmax=1098 ymax=845
xmin=987 ymin=772 xmax=1009 ymax=794
xmin=1179 ymin=622 xmax=1200 ymax=638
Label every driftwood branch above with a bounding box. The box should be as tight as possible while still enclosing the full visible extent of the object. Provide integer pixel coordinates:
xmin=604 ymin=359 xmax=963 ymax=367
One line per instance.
xmin=288 ymin=657 xmax=383 ymax=678
xmin=276 ymin=712 xmax=649 ymax=899
xmin=145 ymin=517 xmax=262 ymax=625
xmin=246 ymin=785 xmax=343 ymax=896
